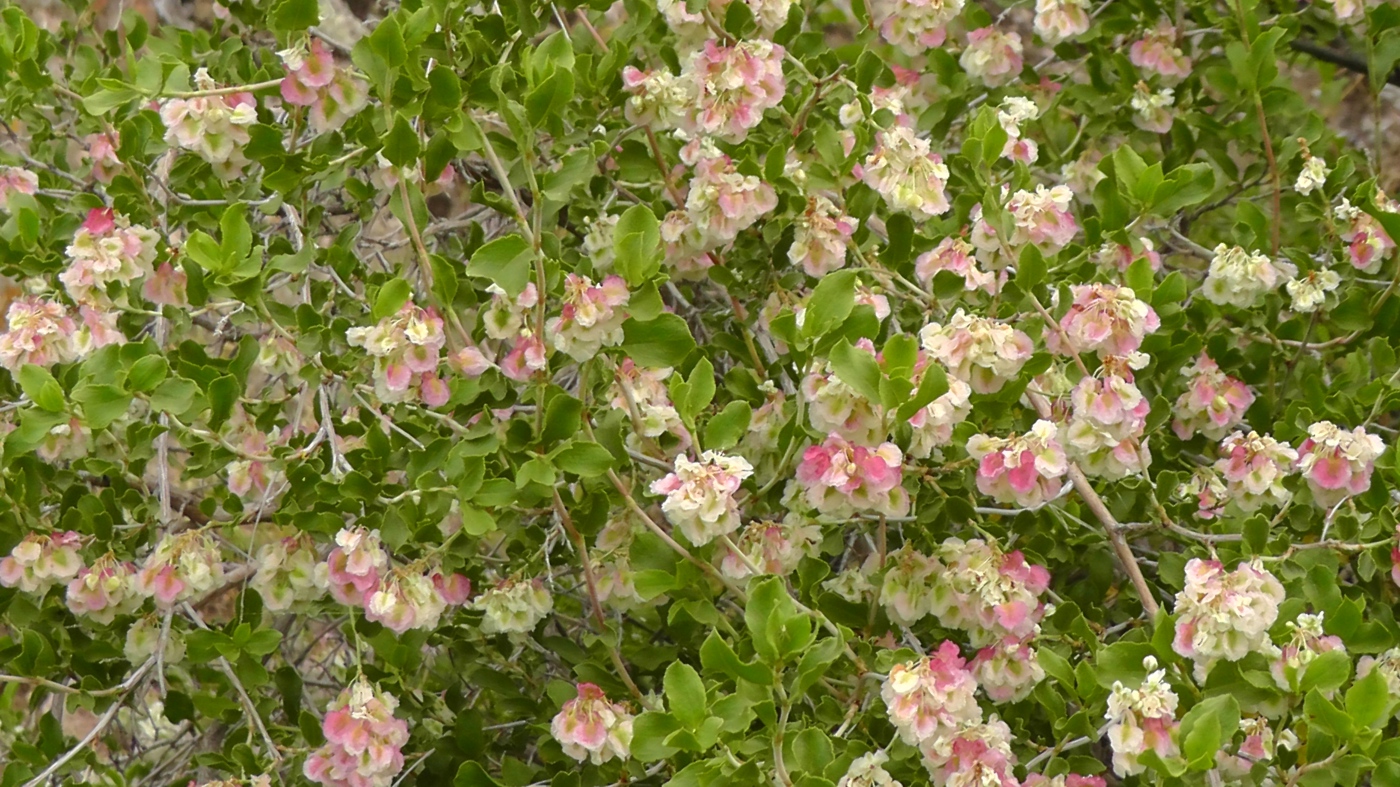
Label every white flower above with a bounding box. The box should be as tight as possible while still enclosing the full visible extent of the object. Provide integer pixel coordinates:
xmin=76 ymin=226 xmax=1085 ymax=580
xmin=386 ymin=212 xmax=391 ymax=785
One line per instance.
xmin=1295 ymin=155 xmax=1330 ymax=196
xmin=1285 ymin=269 xmax=1341 ymax=313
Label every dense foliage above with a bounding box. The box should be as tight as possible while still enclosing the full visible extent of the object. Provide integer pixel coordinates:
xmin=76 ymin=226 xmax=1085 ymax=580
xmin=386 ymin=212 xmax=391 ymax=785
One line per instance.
xmin=1 ymin=0 xmax=1400 ymax=785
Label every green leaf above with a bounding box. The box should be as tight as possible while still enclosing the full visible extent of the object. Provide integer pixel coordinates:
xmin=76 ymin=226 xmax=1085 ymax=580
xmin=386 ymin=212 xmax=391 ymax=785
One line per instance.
xmin=613 ymin=204 xmax=661 ymax=287
xmin=552 ymin=441 xmax=615 ymax=477
xmin=794 ymin=636 xmax=843 ymax=695
xmin=621 ymin=314 xmax=696 ymax=367
xmin=664 ymin=662 xmax=707 ymax=729
xmin=271 ymin=0 xmax=320 ymax=31
xmin=1178 ymin=694 xmax=1239 ymax=770
xmin=454 ymin=761 xmax=502 ymax=787
xmin=790 ymin=728 xmax=834 ymax=775
xmin=1301 ymin=649 xmax=1351 ymax=695
xmin=675 ymin=358 xmax=716 ymax=427
xmin=801 ymin=270 xmax=858 ymax=341
xmin=148 ymin=377 xmax=200 ymax=416
xmin=1017 ymin=244 xmax=1046 ymax=290
xmin=457 ymin=505 xmax=496 ymax=536
xmin=516 ymin=457 xmax=556 ymax=489
xmin=72 ymin=384 xmax=132 ymax=430
xmin=894 ymin=363 xmax=948 ymax=422
xmin=631 ymin=711 xmax=682 ymax=761
xmin=745 ymin=576 xmax=799 ymax=664
xmin=383 ymin=113 xmax=422 ymax=168
xmin=1305 ymin=688 xmax=1355 ymax=740
xmin=373 ymin=279 xmax=413 ymax=321
xmin=466 ymin=235 xmax=533 ymax=297
xmin=1347 ymin=665 xmax=1392 ymax=729
xmin=1113 ymin=145 xmax=1147 ymax=203
xmin=703 ymin=401 xmax=752 ymax=450
xmin=220 ymin=204 xmax=252 ymax=262
xmin=699 ymin=630 xmax=771 ymax=684
xmin=18 ymin=364 xmax=66 ymax=412
xmin=827 ymin=339 xmax=882 ymax=403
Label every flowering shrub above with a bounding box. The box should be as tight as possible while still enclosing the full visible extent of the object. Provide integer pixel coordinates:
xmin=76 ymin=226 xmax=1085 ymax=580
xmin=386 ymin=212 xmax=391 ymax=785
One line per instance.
xmin=2 ymin=0 xmax=1400 ymax=785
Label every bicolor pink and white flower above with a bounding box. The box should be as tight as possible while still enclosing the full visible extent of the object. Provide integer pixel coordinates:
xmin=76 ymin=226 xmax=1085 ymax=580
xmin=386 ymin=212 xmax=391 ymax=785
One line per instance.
xmin=0 ymin=531 xmax=84 ymax=594
xmin=61 ymin=208 xmax=160 ymax=305
xmin=1203 ymin=243 xmax=1295 ymax=308
xmin=1172 ymin=558 xmax=1285 ymax=680
xmin=967 ymin=420 xmax=1068 ymax=509
xmin=1295 ymin=421 xmax=1385 ymax=508
xmin=1270 ymin=612 xmax=1346 ymax=693
xmin=874 ymin=0 xmax=964 ymax=54
xmin=346 ymin=302 xmax=448 ymax=405
xmin=251 ymin=533 xmax=328 ymax=611
xmin=304 ymin=680 xmax=410 ymax=787
xmin=1065 ymin=354 xmax=1152 ymax=479
xmin=919 ymin=310 xmax=1033 ymax=393
xmin=650 ymin=451 xmax=753 ymax=545
xmin=0 ymin=296 xmax=81 ymax=373
xmin=159 ymin=70 xmax=258 ymax=177
xmin=1105 ymin=658 xmax=1180 ymax=777
xmin=795 ymin=434 xmax=908 ymax=517
xmin=836 ymin=751 xmax=903 ymax=787
xmin=1176 ymin=469 xmax=1230 ymax=520
xmin=326 ymin=527 xmax=389 ymax=607
xmin=1050 ymin=284 xmax=1159 ymax=357
xmin=0 ymin=166 xmax=38 ymax=211
xmin=789 ymin=195 xmax=857 ymax=277
xmin=971 ymin=637 xmax=1045 ymax=702
xmin=1129 ymin=84 xmax=1175 ymax=134
xmin=882 ymin=642 xmax=982 ymax=745
xmin=863 ymin=126 xmax=952 ymax=219
xmin=124 ymin=614 xmax=186 ymax=664
xmin=1357 ymin=646 xmax=1400 ymax=699
xmin=621 ymin=67 xmax=694 ymax=129
xmin=929 ymin=538 xmax=1051 ymax=646
xmin=472 ymin=577 xmax=553 ymax=635
xmin=1033 ymin=0 xmax=1090 ymax=43
xmin=65 ymin=554 xmax=140 ymax=623
xmin=134 ymin=531 xmax=225 ymax=607
xmin=915 ymin=237 xmax=997 ymax=294
xmin=546 ymin=274 xmax=629 ymax=361
xmin=365 ymin=564 xmax=470 ymax=634
xmin=551 ymin=683 xmax=635 ymax=764
xmin=718 ymin=516 xmax=821 ymax=580
xmin=879 ymin=546 xmax=939 ymax=626
xmin=682 ymin=39 xmax=786 ymax=143
xmin=803 ymin=340 xmax=884 ymax=443
xmin=1094 ymin=236 xmax=1161 ymax=273
xmin=1130 ymin=24 xmax=1191 ymax=82
xmin=907 ymin=376 xmax=973 ymax=458
xmin=1335 ymin=195 xmax=1397 ymax=273
xmin=684 ymin=146 xmax=779 ymax=247
xmin=1006 ymin=185 xmax=1079 ymax=252
xmin=279 ymin=40 xmax=369 ymax=133
xmin=1214 ymin=431 xmax=1297 ymax=511
xmin=1171 ymin=354 xmax=1255 ymax=440
xmin=920 ymin=718 xmax=1020 ymax=787
xmin=82 ymin=132 xmax=123 ymax=183
xmin=960 ymin=27 xmax=1024 ymax=88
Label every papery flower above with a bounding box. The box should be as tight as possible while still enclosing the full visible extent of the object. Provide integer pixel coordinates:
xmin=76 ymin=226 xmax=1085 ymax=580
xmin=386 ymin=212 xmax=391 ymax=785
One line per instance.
xmin=498 ymin=331 xmax=548 ymax=383
xmin=159 ymin=70 xmax=258 ymax=177
xmin=1171 ymin=354 xmax=1254 ymax=440
xmin=1285 ymin=269 xmax=1341 ymax=313
xmin=35 ymin=416 xmax=90 ymax=464
xmin=790 ymin=195 xmax=857 ymax=277
xmin=837 ymin=751 xmax=903 ymax=787
xmin=803 ymin=339 xmax=884 ymax=444
xmin=874 ymin=0 xmax=964 ymax=54
xmin=1172 ymin=558 xmax=1284 ymax=680
xmin=1130 ymin=24 xmax=1191 ymax=82
xmin=1335 ymin=196 xmax=1398 ymax=273
xmin=82 ymin=132 xmax=123 ymax=183
xmin=1295 ymin=421 xmax=1385 ymax=508
xmin=919 ymin=310 xmax=1033 ymax=393
xmin=61 ymin=208 xmax=160 ymax=305
xmin=551 ymin=683 xmax=634 ymax=764
xmin=1357 ymin=646 xmax=1400 ymax=699
xmin=279 ymin=39 xmax=336 ymax=104
xmin=920 ymin=717 xmax=1019 ymax=787
xmin=1105 ymin=658 xmax=1180 ymax=777
xmin=1023 ymin=775 xmax=1106 ymax=787
xmin=583 ymin=214 xmax=619 ymax=270
xmin=682 ymin=39 xmax=786 ymax=143
xmin=143 ymin=261 xmax=189 ymax=307
xmin=650 ymin=451 xmax=753 ymax=545
xmin=882 ymin=642 xmax=982 ymax=745
xmin=1214 ymin=431 xmax=1297 ymax=511
xmin=346 ymin=302 xmax=448 ymax=404
xmin=929 ymin=537 xmax=1051 ymax=646
xmin=997 ymin=96 xmax=1040 ymax=163
xmin=251 ymin=533 xmax=328 ymax=611
xmin=1219 ymin=716 xmax=1277 ymax=778
xmin=611 ymin=359 xmax=688 ymax=449
xmin=0 ymin=531 xmax=84 ymax=593
xmin=1202 ymin=243 xmax=1295 ymax=308
xmin=365 ymin=565 xmax=463 ymax=634
xmin=66 ymin=554 xmax=141 ymax=623
xmin=967 ymin=421 xmax=1068 ymax=509
xmin=304 ymin=679 xmax=410 ymax=787
xmin=473 ymin=577 xmax=553 ymax=635
xmin=281 ymin=41 xmax=369 ymax=134
xmin=718 ymin=516 xmax=821 ymax=580
xmin=1006 ymin=185 xmax=1078 ymax=252
xmin=124 ymin=614 xmax=186 ymax=664
xmin=1295 ymin=154 xmax=1330 ymax=196
xmin=879 ymin=546 xmax=939 ymax=625
xmin=622 ymin=67 xmax=695 ymax=129
xmin=915 ymin=238 xmax=997 ymax=294
xmin=1050 ymin=284 xmax=1158 ymax=357
xmin=824 ymin=557 xmax=878 ymax=603
xmin=0 ymin=296 xmax=81 ymax=373
xmin=863 ymin=126 xmax=952 ymax=219
xmin=1065 ymin=354 xmax=1152 ymax=479
xmin=325 ymin=526 xmax=389 ymax=606
xmin=660 ymin=209 xmax=718 ymax=280
xmin=971 ymin=637 xmax=1045 ymax=702
xmin=1270 ymin=612 xmax=1345 ymax=694
xmin=960 ymin=27 xmax=1024 ymax=88
xmin=1130 ymin=84 xmax=1174 ymax=134
xmin=1094 ymin=236 xmax=1161 ymax=273
xmin=907 ymin=376 xmax=973 ymax=458
xmin=684 ymin=146 xmax=778 ymax=247
xmin=1176 ymin=468 xmax=1229 ymax=520
xmin=796 ymin=434 xmax=909 ymax=517
xmin=134 ymin=531 xmax=225 ymax=607
xmin=0 ymin=166 xmax=38 ymax=211
xmin=592 ymin=551 xmax=650 ymax=612
xmin=546 ymin=274 xmax=629 ymax=361
xmin=1033 ymin=0 xmax=1090 ymax=43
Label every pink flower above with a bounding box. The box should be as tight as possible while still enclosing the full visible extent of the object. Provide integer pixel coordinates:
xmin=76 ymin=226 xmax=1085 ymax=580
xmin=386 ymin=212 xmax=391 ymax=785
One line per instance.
xmin=325 ymin=527 xmax=389 ymax=606
xmin=0 ymin=296 xmax=81 ymax=373
xmin=1006 ymin=185 xmax=1079 ymax=252
xmin=1065 ymin=355 xmax=1152 ymax=479
xmin=0 ymin=166 xmax=38 ymax=211
xmin=682 ymin=39 xmax=786 ymax=143
xmin=159 ymin=70 xmax=258 ymax=177
xmin=795 ymin=434 xmax=908 ymax=518
xmin=1270 ymin=612 xmax=1346 ymax=694
xmin=551 ymin=683 xmax=635 ymax=764
xmin=134 ymin=531 xmax=225 ymax=607
xmin=1214 ymin=431 xmax=1297 ymax=511
xmin=683 ymin=147 xmax=778 ymax=247
xmin=803 ymin=339 xmax=885 ymax=443
xmin=1130 ymin=84 xmax=1175 ymax=135
xmin=251 ymin=534 xmax=327 ymax=611
xmin=919 ymin=310 xmax=1033 ymax=394
xmin=719 ymin=517 xmax=821 ymax=580
xmin=650 ymin=451 xmax=753 ymax=545
xmin=1172 ymin=558 xmax=1284 ymax=680
xmin=546 ymin=274 xmax=630 ymax=361
xmin=1176 ymin=468 xmax=1229 ymax=520
xmin=143 ymin=261 xmax=188 ymax=306
xmin=915 ymin=237 xmax=998 ymax=294
xmin=1095 ymin=237 xmax=1162 ymax=273
xmin=305 ymin=679 xmax=410 ymax=787
xmin=1130 ymin=24 xmax=1192 ymax=82
xmin=66 ymin=554 xmax=140 ymax=624
xmin=921 ymin=718 xmax=1020 ymax=787
xmin=790 ymin=196 xmax=857 ymax=277
xmin=1171 ymin=354 xmax=1255 ymax=440
xmin=1050 ymin=284 xmax=1159 ymax=357
xmin=929 ymin=538 xmax=1051 ymax=646
xmin=971 ymin=637 xmax=1046 ymax=702
xmin=1105 ymin=659 xmax=1180 ymax=777
xmin=1033 ymin=0 xmax=1090 ymax=43
xmin=863 ymin=126 xmax=952 ymax=219
xmin=907 ymin=376 xmax=973 ymax=458
xmin=961 ymin=27 xmax=1024 ymax=88
xmin=346 ymin=302 xmax=449 ymax=403
xmin=0 ymin=531 xmax=84 ymax=594
xmin=1295 ymin=421 xmax=1385 ymax=507
xmin=621 ymin=66 xmax=694 ymax=129
xmin=874 ymin=0 xmax=964 ymax=54
xmin=882 ymin=642 xmax=982 ymax=745
xmin=280 ymin=40 xmax=369 ymax=133
xmin=967 ymin=420 xmax=1068 ymax=509
xmin=82 ymin=132 xmax=123 ymax=183
xmin=879 ymin=546 xmax=939 ymax=625
xmin=1335 ymin=195 xmax=1398 ymax=273
xmin=62 ymin=208 xmax=160 ymax=305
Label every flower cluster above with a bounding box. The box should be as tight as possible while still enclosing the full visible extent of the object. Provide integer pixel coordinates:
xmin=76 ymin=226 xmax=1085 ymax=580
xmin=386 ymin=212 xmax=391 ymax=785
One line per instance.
xmin=1295 ymin=153 xmax=1330 ymax=196
xmin=685 ymin=39 xmax=786 ymax=142
xmin=1065 ymin=354 xmax=1152 ymax=479
xmin=0 ymin=296 xmax=82 ymax=373
xmin=915 ymin=237 xmax=997 ymax=294
xmin=874 ymin=0 xmax=964 ymax=54
xmin=1130 ymin=24 xmax=1191 ymax=81
xmin=0 ymin=531 xmax=84 ymax=593
xmin=1214 ymin=431 xmax=1297 ymax=511
xmin=1286 ymin=268 xmax=1342 ymax=313
xmin=920 ymin=310 xmax=1033 ymax=394
xmin=718 ymin=516 xmax=822 ymax=580
xmin=472 ymin=577 xmax=554 ymax=635
xmin=967 ymin=420 xmax=1068 ymax=509
xmin=1172 ymin=558 xmax=1285 ymax=680
xmin=675 ymin=145 xmax=778 ymax=265
xmin=960 ymin=27 xmax=1024 ymax=88
xmin=1095 ymin=236 xmax=1161 ymax=273
xmin=1006 ymin=185 xmax=1078 ymax=253
xmin=66 ymin=554 xmax=141 ymax=623
xmin=1171 ymin=354 xmax=1254 ymax=440
xmin=1334 ymin=196 xmax=1397 ymax=272
xmin=304 ymin=680 xmax=410 ymax=787
xmin=326 ymin=527 xmax=390 ymax=606
xmin=970 ymin=636 xmax=1046 ymax=703
xmin=0 ymin=165 xmax=38 ymax=210
xmin=795 ymin=435 xmax=908 ymax=517
xmin=551 ymin=683 xmax=634 ymax=764
xmin=1203 ymin=243 xmax=1296 ymax=308
xmin=1295 ymin=421 xmax=1385 ymax=507
xmin=545 ymin=274 xmax=629 ymax=361
xmin=931 ymin=538 xmax=1052 ymax=646
xmin=279 ymin=39 xmax=369 ymax=133
xmin=160 ymin=70 xmax=258 ymax=177
xmin=251 ymin=533 xmax=328 ymax=611
xmin=1033 ymin=0 xmax=1090 ymax=43
xmin=1105 ymin=658 xmax=1180 ymax=777
xmin=83 ymin=132 xmax=123 ymax=183
xmin=803 ymin=341 xmax=884 ymax=443
xmin=650 ymin=451 xmax=753 ymax=545
xmin=836 ymin=751 xmax=902 ymax=787
xmin=863 ymin=126 xmax=952 ymax=219
xmin=907 ymin=375 xmax=974 ymax=458
xmin=1130 ymin=84 xmax=1175 ymax=134
xmin=135 ymin=531 xmax=225 ymax=607
xmin=1050 ymin=284 xmax=1159 ymax=357
xmin=61 ymin=208 xmax=160 ymax=305
xmin=789 ymin=196 xmax=857 ymax=277
xmin=365 ymin=564 xmax=471 ymax=634
xmin=920 ymin=718 xmax=1020 ymax=787
xmin=1270 ymin=612 xmax=1346 ymax=693
xmin=882 ymin=642 xmax=982 ymax=745
xmin=345 ymin=302 xmax=450 ymax=406
xmin=997 ymin=96 xmax=1040 ymax=163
